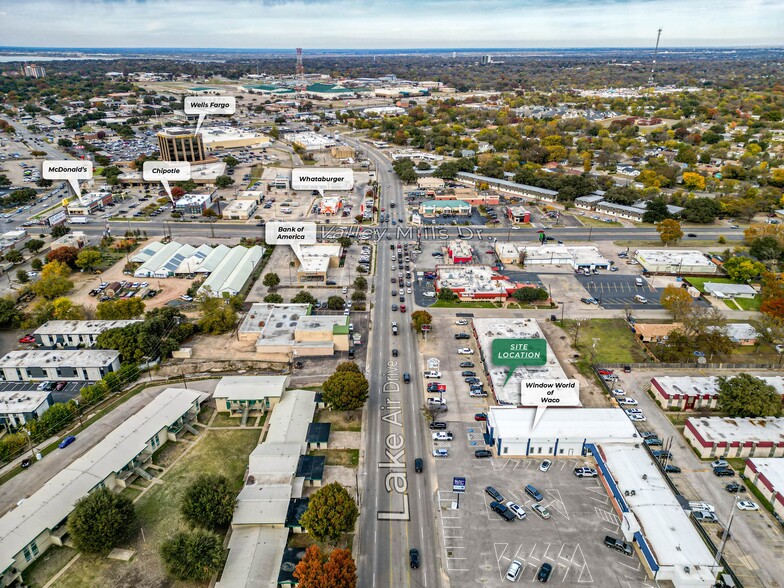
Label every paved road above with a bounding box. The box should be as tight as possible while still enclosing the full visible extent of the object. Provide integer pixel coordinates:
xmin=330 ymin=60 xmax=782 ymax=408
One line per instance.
xmin=350 ymin=137 xmax=442 ymax=588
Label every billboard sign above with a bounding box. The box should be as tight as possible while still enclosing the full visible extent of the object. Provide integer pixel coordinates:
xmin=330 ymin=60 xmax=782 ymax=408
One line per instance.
xmin=292 ymin=168 xmax=354 ymax=191
xmin=453 ymin=477 xmax=466 ymax=493
xmin=46 ymin=210 xmax=67 ymax=226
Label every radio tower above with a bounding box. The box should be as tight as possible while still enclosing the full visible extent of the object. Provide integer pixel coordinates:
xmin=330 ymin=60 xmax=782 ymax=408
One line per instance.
xmin=648 ymin=28 xmax=663 ymax=87
xmin=295 ymin=47 xmax=305 ymax=91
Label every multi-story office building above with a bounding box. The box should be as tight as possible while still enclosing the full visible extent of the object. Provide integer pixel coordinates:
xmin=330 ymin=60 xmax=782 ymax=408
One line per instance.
xmin=156 ymin=129 xmax=207 ymax=163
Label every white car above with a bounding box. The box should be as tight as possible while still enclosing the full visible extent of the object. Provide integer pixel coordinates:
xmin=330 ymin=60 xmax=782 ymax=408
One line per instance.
xmin=737 ymin=501 xmax=759 ymax=511
xmin=611 ymin=389 xmax=626 ymax=396
xmin=531 ymin=504 xmax=551 ymax=519
xmin=425 ymin=371 xmax=441 ymax=379
xmin=617 ymin=398 xmax=638 ymax=406
xmin=427 ymin=397 xmax=446 ymax=407
xmin=423 ymin=291 xmax=436 ymax=298
xmin=624 ymin=408 xmax=642 ymax=415
xmin=628 ymin=414 xmax=646 ymax=422
xmin=432 ymin=431 xmax=453 ymax=441
xmin=406 ymin=288 xmax=412 ymax=294
xmin=689 ymin=501 xmax=715 ymax=513
xmin=506 ymin=501 xmax=526 ymax=520
xmin=455 ymin=319 xmax=468 ymax=325
xmin=539 ymin=459 xmax=552 ymax=472
xmin=433 ymin=449 xmax=448 ymax=458
xmin=457 ymin=347 xmax=474 ymax=355
xmin=711 ymin=459 xmax=729 ymax=469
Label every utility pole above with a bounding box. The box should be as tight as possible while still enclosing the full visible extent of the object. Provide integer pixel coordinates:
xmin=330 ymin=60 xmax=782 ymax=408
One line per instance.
xmin=648 ymin=28 xmax=663 ymax=87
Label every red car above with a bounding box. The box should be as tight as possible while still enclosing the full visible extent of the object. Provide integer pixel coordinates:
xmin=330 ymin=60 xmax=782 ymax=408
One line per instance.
xmin=55 ymin=381 xmax=67 ymax=391
xmin=474 ymin=413 xmax=488 ymax=421
xmin=18 ymin=335 xmax=35 ymax=344
xmin=597 ymin=369 xmax=614 ymax=376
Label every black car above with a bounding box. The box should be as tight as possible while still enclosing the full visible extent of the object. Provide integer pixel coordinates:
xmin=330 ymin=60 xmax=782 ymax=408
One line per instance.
xmin=475 ymin=450 xmax=492 ymax=458
xmin=392 ymin=349 xmax=398 ymax=357
xmin=454 ymin=333 xmax=470 ymax=340
xmin=664 ymin=465 xmax=682 ymax=473
xmin=459 ymin=361 xmax=475 ymax=368
xmin=537 ymin=562 xmax=553 ymax=582
xmin=725 ymin=483 xmax=746 ymax=493
xmin=429 ymin=421 xmax=447 ymax=430
xmin=485 ymin=486 xmax=504 ymax=502
xmin=21 ymin=458 xmax=31 ymax=469
xmin=293 ymin=361 xmax=303 ymax=369
xmin=409 ymin=548 xmax=420 ymax=569
xmin=461 ymin=371 xmax=477 ymax=377
xmin=465 ymin=377 xmax=480 ymax=384
xmin=490 ymin=501 xmax=515 ymax=521
xmin=687 ymin=233 xmax=697 ymax=238
xmin=714 ymin=467 xmax=735 ymax=477
xmin=414 ymin=458 xmax=423 ymax=473
xmin=652 ymin=450 xmax=673 ymax=460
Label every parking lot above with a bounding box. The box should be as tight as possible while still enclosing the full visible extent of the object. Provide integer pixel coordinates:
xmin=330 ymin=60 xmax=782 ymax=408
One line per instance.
xmin=575 ymin=274 xmax=663 ymax=310
xmin=0 ymin=380 xmax=88 ymax=405
xmin=431 ymin=452 xmax=654 ymax=586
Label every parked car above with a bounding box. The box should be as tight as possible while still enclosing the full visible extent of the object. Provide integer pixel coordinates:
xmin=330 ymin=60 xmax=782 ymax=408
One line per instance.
xmin=459 ymin=361 xmax=475 ymax=368
xmin=604 ymin=535 xmax=633 ymax=556
xmin=725 ymin=483 xmax=746 ymax=493
xmin=433 ymin=448 xmax=448 ymax=458
xmin=454 ymin=333 xmax=470 ymax=340
xmin=611 ymin=389 xmax=626 ymax=396
xmin=537 ymin=562 xmax=553 ymax=582
xmin=475 ymin=449 xmax=492 ymax=458
xmin=55 ymin=381 xmax=67 ymax=391
xmin=617 ymin=397 xmax=638 ymax=406
xmin=525 ymin=484 xmax=543 ymax=502
xmin=429 ymin=421 xmax=447 ymax=430
xmin=539 ymin=459 xmax=553 ymax=472
xmin=652 ymin=450 xmax=673 ymax=460
xmin=474 ymin=413 xmax=487 ymax=421
xmin=664 ymin=465 xmax=682 ymax=473
xmin=455 ymin=319 xmax=468 ymax=325
xmin=490 ymin=501 xmax=515 ymax=522
xmin=485 ymin=486 xmax=504 ymax=502
xmin=506 ymin=559 xmax=523 ymax=582
xmin=573 ymin=467 xmax=598 ymax=478
xmin=461 ymin=370 xmax=477 ymax=377
xmin=532 ymin=504 xmax=551 ymax=519
xmin=58 ymin=435 xmax=76 ymax=449
xmin=432 ymin=431 xmax=453 ymax=441
xmin=644 ymin=437 xmax=663 ymax=446
xmin=424 ymin=371 xmax=441 ymax=379
xmin=506 ymin=501 xmax=527 ymax=520
xmin=714 ymin=467 xmax=735 ymax=477
xmin=692 ymin=510 xmax=719 ymax=523
xmin=36 ymin=381 xmax=51 ymax=391
xmin=18 ymin=335 xmax=35 ymax=344
xmin=21 ymin=458 xmax=31 ymax=469
xmin=457 ymin=347 xmax=474 ymax=355
xmin=737 ymin=501 xmax=759 ymax=511
xmin=711 ymin=459 xmax=729 ymax=469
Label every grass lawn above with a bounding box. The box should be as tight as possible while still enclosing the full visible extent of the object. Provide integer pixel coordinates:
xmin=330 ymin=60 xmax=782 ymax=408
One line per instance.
xmin=197 ymin=403 xmax=215 ymax=425
xmin=309 ymin=448 xmax=359 ymax=467
xmin=54 ymin=429 xmax=260 ymax=588
xmin=573 ymin=215 xmax=622 ymax=228
xmin=562 ymin=318 xmax=648 ymax=364
xmin=686 ymin=276 xmax=734 ymax=292
xmin=314 ymin=409 xmax=362 ymax=432
xmin=431 ymin=300 xmax=500 ymax=309
xmin=729 ymin=296 xmax=761 ymax=311
xmin=121 ymin=487 xmax=143 ymax=501
xmin=210 ymin=412 xmax=243 ymax=427
xmin=21 ymin=545 xmax=77 ymax=588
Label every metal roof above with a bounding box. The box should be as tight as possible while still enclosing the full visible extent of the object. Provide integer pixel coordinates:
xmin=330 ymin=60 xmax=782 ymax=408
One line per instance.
xmin=129 ymin=241 xmax=165 ymax=263
xmin=194 ymin=243 xmax=231 ymax=274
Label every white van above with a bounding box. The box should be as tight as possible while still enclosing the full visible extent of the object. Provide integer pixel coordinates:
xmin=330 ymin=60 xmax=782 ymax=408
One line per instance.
xmin=634 ymin=295 xmax=648 ymax=304
xmin=506 ymin=560 xmax=523 ymax=582
xmin=688 ymin=501 xmax=715 ymax=513
xmin=635 ymin=277 xmax=644 ymax=287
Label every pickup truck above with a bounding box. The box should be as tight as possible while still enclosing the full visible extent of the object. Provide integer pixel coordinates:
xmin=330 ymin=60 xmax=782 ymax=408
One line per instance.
xmin=604 ymin=536 xmax=633 ymax=556
xmin=392 ymin=322 xmax=398 ymax=335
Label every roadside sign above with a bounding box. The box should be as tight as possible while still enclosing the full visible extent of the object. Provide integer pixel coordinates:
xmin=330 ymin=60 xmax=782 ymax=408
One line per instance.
xmin=453 ymin=476 xmax=466 ymax=493
xmin=421 ymin=324 xmax=431 ymax=332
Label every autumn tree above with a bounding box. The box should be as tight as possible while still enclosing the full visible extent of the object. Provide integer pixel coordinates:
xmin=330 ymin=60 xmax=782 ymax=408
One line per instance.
xmin=293 ymin=545 xmax=357 ymax=588
xmin=32 ymin=261 xmax=74 ymax=299
xmin=682 ymin=172 xmax=706 ymax=191
xmin=75 ymin=248 xmax=103 ymax=271
xmin=723 ymin=256 xmax=765 ymax=283
xmin=660 ymin=285 xmax=694 ymax=320
xmin=46 ymin=246 xmax=79 ymax=268
xmin=196 ymin=290 xmax=239 ymax=335
xmin=656 ymin=219 xmax=684 ymax=245
xmin=96 ymin=297 xmax=145 ymax=320
xmin=299 ymin=482 xmax=359 ymax=543
xmin=411 ymin=310 xmax=432 ymax=333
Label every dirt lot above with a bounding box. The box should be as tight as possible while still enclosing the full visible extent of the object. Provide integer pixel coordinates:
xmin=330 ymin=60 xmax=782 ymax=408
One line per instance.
xmin=68 ymin=240 xmax=198 ymax=312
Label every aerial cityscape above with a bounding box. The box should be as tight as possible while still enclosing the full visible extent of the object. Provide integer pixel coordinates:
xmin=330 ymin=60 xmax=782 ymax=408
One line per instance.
xmin=0 ymin=2 xmax=782 ymax=588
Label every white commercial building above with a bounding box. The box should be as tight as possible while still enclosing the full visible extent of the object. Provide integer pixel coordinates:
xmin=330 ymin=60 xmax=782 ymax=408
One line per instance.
xmin=473 ymin=318 xmax=567 ymax=404
xmin=291 ymin=168 xmax=354 ymax=192
xmin=685 ymin=416 xmax=784 ymax=459
xmin=0 ymin=388 xmax=201 ymax=587
xmin=703 ymin=282 xmax=757 ymax=299
xmin=134 ymin=241 xmax=197 ymax=278
xmin=634 ymin=250 xmax=718 ymax=275
xmin=435 ymin=265 xmax=518 ymax=303
xmin=287 ymin=132 xmax=335 ymax=151
xmin=517 ymin=244 xmax=610 ymax=270
xmin=33 ymin=320 xmax=142 ymax=348
xmin=199 ymin=127 xmax=271 ymax=150
xmin=198 ymin=246 xmax=265 ymax=298
xmin=222 ymin=199 xmax=258 ymax=220
xmin=0 ymin=391 xmax=53 ymax=428
xmin=744 ymin=458 xmax=784 ymax=518
xmin=213 ymin=375 xmax=290 ymax=417
xmin=0 ymin=350 xmax=121 ymax=382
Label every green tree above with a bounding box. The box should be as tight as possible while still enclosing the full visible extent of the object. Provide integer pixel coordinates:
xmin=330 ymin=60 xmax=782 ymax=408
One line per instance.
xmin=4 ymin=249 xmax=22 ymax=264
xmin=31 ymin=258 xmax=43 ymax=271
xmin=95 ymin=307 xmax=194 ymax=363
xmin=351 ymin=291 xmax=365 ymax=302
xmin=717 ymin=373 xmax=782 ymax=418
xmin=299 ymin=482 xmax=359 ymax=543
xmin=263 ymin=272 xmax=281 ymax=289
xmin=51 ymin=224 xmax=70 ymax=239
xmin=681 ymin=198 xmax=722 ymax=224
xmin=0 ymin=296 xmax=22 ymax=328
xmin=656 ymin=219 xmax=684 ymax=245
xmin=337 ymin=236 xmax=352 ymax=248
xmin=327 ymin=295 xmax=346 ymax=310
xmin=438 ymin=287 xmax=457 ymax=302
xmin=75 ymin=248 xmax=103 ymax=271
xmin=16 ymin=269 xmax=29 ymax=283
xmin=197 ymin=292 xmax=237 ymax=335
xmin=222 ymin=155 xmax=239 ymax=168
xmin=215 ymin=175 xmax=234 ymax=188
xmin=270 ymin=124 xmax=279 ymax=140
xmin=411 ymin=310 xmax=432 ymax=333
xmin=353 ymin=276 xmax=367 ymax=291
xmin=642 ymin=198 xmax=671 ymax=223
xmin=511 ymin=287 xmax=548 ymax=303
xmin=322 ymin=366 xmax=369 ymax=410
xmin=723 ymin=256 xmax=765 ymax=283
xmin=160 ymin=529 xmax=225 ymax=582
xmin=749 ymin=236 xmax=782 ymax=263
xmin=68 ymin=488 xmax=137 ymax=554
xmin=264 ymin=293 xmax=284 ymax=303
xmin=96 ymin=298 xmax=145 ymax=320
xmin=180 ymin=474 xmax=237 ymax=530
xmin=292 ymin=291 xmax=317 ymax=305
xmin=25 ymin=238 xmax=45 ymax=253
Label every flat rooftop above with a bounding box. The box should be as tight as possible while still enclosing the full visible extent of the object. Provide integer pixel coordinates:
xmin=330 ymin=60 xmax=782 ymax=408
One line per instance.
xmin=297 ymin=244 xmax=341 ymax=273
xmin=748 ymin=458 xmax=784 ymax=496
xmin=0 ymin=349 xmax=120 ymax=368
xmin=520 ymin=244 xmax=609 ymax=267
xmin=489 ymin=407 xmax=634 ymax=442
xmin=34 ymin=320 xmax=141 ymax=336
xmin=687 ymin=416 xmax=784 ymax=444
xmin=653 ymin=375 xmax=784 ymax=398
xmin=601 ymin=443 xmax=716 ymax=582
xmin=635 ymin=249 xmax=716 ymax=267
xmin=216 ymin=526 xmax=288 ymax=588
xmin=0 ymin=391 xmax=50 ymax=413
xmin=436 ymin=265 xmax=515 ymax=296
xmin=213 ymin=375 xmax=289 ymax=402
xmin=240 ymin=303 xmax=346 ymax=345
xmin=199 ymin=127 xmax=268 ymax=144
xmin=473 ymin=318 xmax=567 ymax=404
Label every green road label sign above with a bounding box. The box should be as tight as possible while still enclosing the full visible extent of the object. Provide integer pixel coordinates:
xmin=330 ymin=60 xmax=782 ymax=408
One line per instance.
xmin=491 ymin=339 xmax=548 ymax=386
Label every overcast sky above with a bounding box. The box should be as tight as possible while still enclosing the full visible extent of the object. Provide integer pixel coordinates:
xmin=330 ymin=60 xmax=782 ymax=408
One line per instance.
xmin=1 ymin=0 xmax=782 ymax=48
